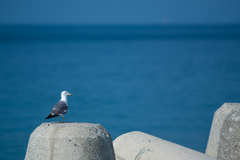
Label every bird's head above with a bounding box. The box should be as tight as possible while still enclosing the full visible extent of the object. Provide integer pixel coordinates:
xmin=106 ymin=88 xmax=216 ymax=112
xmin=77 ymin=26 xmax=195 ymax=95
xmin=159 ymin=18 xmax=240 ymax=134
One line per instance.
xmin=61 ymin=91 xmax=73 ymax=97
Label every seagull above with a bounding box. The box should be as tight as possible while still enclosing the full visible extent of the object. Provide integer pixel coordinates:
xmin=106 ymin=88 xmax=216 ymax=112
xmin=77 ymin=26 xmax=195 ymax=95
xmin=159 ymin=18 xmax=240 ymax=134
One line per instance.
xmin=45 ymin=91 xmax=72 ymax=123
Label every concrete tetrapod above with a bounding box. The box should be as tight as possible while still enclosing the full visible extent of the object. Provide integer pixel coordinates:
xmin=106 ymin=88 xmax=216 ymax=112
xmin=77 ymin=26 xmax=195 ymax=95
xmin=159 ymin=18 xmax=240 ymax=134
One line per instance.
xmin=206 ymin=103 xmax=240 ymax=160
xmin=113 ymin=131 xmax=216 ymax=160
xmin=25 ymin=122 xmax=115 ymax=160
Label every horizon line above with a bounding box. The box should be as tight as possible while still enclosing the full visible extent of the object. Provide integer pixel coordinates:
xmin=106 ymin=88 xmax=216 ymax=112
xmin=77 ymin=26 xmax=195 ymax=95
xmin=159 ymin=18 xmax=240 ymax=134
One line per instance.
xmin=0 ymin=22 xmax=240 ymax=27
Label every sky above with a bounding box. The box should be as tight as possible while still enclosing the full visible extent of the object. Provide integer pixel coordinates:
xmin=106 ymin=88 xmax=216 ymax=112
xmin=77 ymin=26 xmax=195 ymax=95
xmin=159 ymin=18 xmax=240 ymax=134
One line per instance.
xmin=0 ymin=0 xmax=240 ymax=25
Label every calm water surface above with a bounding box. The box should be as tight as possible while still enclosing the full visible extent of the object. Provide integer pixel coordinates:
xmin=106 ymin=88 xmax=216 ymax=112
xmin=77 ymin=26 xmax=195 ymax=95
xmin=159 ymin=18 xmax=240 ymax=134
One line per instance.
xmin=0 ymin=25 xmax=240 ymax=159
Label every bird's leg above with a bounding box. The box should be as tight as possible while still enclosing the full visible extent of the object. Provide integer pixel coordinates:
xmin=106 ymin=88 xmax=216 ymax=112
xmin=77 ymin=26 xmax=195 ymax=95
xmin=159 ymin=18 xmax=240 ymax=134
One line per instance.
xmin=62 ymin=115 xmax=64 ymax=123
xmin=58 ymin=116 xmax=60 ymax=123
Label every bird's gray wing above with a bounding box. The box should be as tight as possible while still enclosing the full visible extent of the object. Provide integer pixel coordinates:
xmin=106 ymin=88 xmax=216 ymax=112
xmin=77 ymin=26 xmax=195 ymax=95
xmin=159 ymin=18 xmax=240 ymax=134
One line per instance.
xmin=51 ymin=101 xmax=68 ymax=115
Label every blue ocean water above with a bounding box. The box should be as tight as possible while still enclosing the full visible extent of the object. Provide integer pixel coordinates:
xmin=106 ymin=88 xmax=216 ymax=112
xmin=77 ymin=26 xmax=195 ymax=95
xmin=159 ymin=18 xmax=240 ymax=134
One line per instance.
xmin=0 ymin=25 xmax=240 ymax=159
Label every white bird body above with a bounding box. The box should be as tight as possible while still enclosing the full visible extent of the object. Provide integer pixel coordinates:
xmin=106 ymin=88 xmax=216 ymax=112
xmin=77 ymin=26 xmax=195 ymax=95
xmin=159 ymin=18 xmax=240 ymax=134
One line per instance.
xmin=45 ymin=91 xmax=72 ymax=122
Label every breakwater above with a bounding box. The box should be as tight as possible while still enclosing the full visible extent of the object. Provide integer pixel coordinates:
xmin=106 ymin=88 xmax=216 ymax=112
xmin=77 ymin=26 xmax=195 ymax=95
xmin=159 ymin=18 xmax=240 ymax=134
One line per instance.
xmin=25 ymin=103 xmax=240 ymax=160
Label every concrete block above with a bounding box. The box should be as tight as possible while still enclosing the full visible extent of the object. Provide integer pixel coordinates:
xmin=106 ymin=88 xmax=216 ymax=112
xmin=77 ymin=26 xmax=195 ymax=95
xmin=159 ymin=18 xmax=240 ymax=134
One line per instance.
xmin=113 ymin=131 xmax=216 ymax=160
xmin=25 ymin=122 xmax=115 ymax=160
xmin=205 ymin=103 xmax=240 ymax=159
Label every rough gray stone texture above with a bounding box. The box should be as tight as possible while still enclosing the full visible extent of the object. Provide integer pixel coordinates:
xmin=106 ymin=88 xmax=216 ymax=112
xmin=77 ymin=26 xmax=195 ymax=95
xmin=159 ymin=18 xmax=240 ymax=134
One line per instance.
xmin=113 ymin=131 xmax=216 ymax=160
xmin=205 ymin=103 xmax=240 ymax=159
xmin=25 ymin=122 xmax=115 ymax=160
xmin=217 ymin=106 xmax=240 ymax=160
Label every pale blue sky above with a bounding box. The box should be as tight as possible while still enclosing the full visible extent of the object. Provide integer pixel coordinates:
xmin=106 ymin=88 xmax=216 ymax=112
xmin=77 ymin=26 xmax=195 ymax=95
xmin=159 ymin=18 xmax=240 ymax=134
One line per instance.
xmin=0 ymin=0 xmax=240 ymax=24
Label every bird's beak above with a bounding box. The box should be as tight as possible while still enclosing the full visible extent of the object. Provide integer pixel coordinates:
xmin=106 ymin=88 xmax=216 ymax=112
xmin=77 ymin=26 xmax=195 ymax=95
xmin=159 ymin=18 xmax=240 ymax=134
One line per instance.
xmin=68 ymin=93 xmax=73 ymax=96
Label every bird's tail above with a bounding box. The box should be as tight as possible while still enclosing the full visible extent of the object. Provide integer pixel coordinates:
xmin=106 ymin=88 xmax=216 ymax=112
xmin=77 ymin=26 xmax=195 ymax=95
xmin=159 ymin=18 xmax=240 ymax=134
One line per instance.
xmin=45 ymin=114 xmax=58 ymax=119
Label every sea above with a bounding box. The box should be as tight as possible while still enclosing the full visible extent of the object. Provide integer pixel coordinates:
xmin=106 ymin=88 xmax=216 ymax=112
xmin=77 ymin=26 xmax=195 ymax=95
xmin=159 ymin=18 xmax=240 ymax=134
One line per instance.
xmin=0 ymin=24 xmax=240 ymax=159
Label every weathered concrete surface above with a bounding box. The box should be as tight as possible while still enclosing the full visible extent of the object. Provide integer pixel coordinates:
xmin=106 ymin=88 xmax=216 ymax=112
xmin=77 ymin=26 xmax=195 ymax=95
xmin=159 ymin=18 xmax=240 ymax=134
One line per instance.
xmin=113 ymin=131 xmax=216 ymax=160
xmin=217 ymin=105 xmax=240 ymax=160
xmin=25 ymin=122 xmax=115 ymax=160
xmin=205 ymin=103 xmax=240 ymax=159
